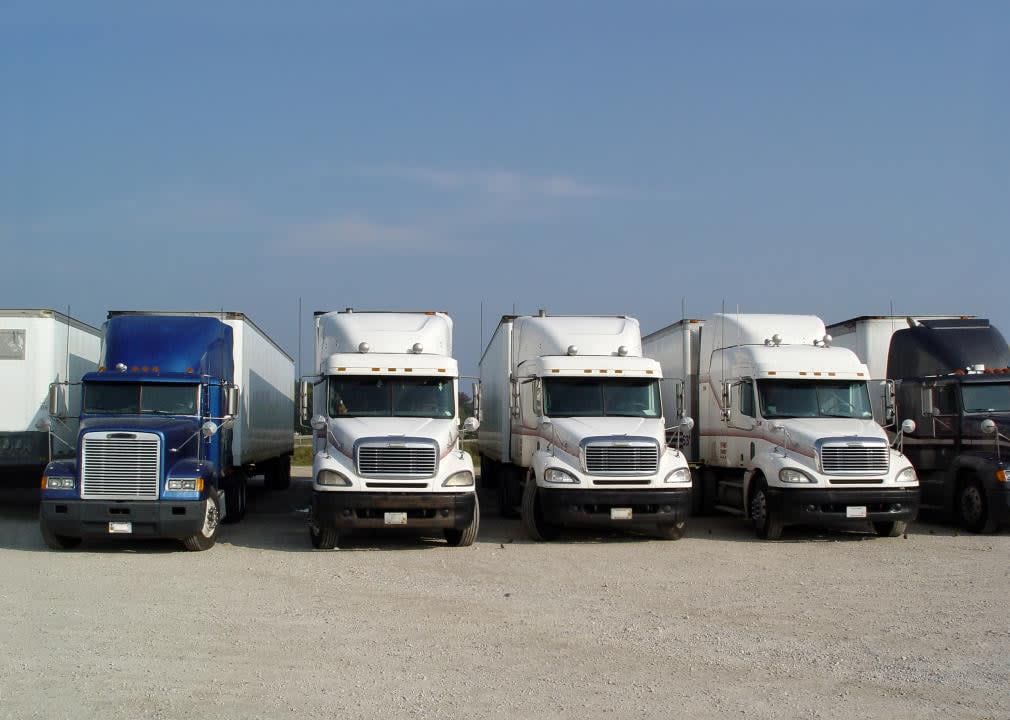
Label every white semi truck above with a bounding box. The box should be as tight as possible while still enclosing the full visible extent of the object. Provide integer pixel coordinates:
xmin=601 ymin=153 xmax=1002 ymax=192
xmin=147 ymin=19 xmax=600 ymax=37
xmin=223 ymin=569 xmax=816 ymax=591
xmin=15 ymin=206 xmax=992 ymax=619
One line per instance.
xmin=643 ymin=314 xmax=919 ymax=539
xmin=478 ymin=312 xmax=693 ymax=541
xmin=0 ymin=309 xmax=102 ymax=483
xmin=303 ymin=310 xmax=479 ymax=548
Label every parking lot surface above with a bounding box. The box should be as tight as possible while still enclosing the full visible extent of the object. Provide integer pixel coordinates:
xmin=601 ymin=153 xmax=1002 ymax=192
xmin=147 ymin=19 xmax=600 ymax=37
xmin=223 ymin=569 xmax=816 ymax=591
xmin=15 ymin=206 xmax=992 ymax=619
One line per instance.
xmin=1 ymin=467 xmax=1007 ymax=720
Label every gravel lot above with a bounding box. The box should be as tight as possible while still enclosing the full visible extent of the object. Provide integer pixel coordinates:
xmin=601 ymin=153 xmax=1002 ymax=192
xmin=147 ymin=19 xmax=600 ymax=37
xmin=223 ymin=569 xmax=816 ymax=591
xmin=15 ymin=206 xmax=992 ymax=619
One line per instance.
xmin=1 ymin=466 xmax=1006 ymax=720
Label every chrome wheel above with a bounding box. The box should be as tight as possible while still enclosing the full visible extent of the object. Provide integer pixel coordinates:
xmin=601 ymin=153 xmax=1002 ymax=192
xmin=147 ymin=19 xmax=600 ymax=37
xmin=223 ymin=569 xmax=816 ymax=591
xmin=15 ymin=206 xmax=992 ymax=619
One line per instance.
xmin=201 ymin=496 xmax=220 ymax=538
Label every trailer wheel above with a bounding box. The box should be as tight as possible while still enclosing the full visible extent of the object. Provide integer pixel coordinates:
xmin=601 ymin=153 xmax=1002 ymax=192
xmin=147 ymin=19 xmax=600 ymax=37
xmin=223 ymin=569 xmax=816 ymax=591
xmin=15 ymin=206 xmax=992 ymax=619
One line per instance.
xmin=521 ymin=473 xmax=561 ymax=541
xmin=872 ymin=520 xmax=907 ymax=537
xmin=39 ymin=523 xmax=81 ymax=550
xmin=699 ymin=468 xmax=718 ymax=515
xmin=182 ymin=492 xmax=221 ymax=551
xmin=497 ymin=463 xmax=520 ymax=519
xmin=266 ymin=455 xmax=292 ymax=491
xmin=750 ymin=478 xmax=783 ymax=541
xmin=222 ymin=475 xmax=247 ymax=524
xmin=655 ymin=522 xmax=685 ymax=540
xmin=310 ymin=525 xmax=341 ymax=549
xmin=444 ymin=494 xmax=480 ymax=547
xmin=957 ymin=478 xmax=998 ymax=533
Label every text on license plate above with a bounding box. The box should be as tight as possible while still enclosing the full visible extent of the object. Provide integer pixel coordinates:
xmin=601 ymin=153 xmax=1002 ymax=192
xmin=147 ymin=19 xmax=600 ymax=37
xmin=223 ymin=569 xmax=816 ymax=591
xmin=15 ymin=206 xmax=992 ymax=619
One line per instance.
xmin=108 ymin=521 xmax=132 ymax=534
xmin=846 ymin=506 xmax=868 ymax=519
xmin=384 ymin=512 xmax=408 ymax=525
xmin=611 ymin=508 xmax=633 ymax=520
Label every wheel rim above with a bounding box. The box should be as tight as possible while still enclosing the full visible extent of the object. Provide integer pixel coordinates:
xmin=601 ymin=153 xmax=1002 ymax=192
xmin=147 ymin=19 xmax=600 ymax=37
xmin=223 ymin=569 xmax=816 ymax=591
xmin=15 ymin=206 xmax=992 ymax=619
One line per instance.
xmin=751 ymin=490 xmax=767 ymax=527
xmin=201 ymin=497 xmax=220 ymax=538
xmin=961 ymin=485 xmax=983 ymax=524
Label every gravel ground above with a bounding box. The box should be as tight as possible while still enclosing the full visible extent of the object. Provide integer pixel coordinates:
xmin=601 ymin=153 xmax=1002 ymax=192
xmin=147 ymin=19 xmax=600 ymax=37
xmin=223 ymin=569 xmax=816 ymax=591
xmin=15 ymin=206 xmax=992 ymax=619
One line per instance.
xmin=1 ymin=466 xmax=1006 ymax=720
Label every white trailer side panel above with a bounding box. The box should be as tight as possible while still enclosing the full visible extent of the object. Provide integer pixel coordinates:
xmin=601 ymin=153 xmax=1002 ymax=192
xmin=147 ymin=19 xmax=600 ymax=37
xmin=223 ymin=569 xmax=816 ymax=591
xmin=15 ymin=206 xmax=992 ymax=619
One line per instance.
xmin=225 ymin=317 xmax=295 ymax=465
xmin=477 ymin=319 xmax=513 ymax=463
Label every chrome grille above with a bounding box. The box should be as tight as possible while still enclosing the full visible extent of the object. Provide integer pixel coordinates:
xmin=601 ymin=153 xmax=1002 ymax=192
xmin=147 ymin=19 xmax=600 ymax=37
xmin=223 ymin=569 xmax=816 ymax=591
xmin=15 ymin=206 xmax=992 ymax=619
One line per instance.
xmin=81 ymin=432 xmax=161 ymax=500
xmin=819 ymin=444 xmax=889 ymax=476
xmin=584 ymin=444 xmax=659 ymax=475
xmin=356 ymin=444 xmax=437 ymax=478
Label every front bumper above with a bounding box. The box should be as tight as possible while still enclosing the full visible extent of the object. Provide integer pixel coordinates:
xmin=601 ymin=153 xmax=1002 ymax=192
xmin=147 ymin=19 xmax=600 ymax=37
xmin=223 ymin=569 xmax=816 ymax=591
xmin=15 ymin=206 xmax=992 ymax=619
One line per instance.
xmin=539 ymin=487 xmax=691 ymax=529
xmin=39 ymin=499 xmax=207 ymax=539
xmin=767 ymin=487 xmax=919 ymax=527
xmin=311 ymin=491 xmax=476 ymax=531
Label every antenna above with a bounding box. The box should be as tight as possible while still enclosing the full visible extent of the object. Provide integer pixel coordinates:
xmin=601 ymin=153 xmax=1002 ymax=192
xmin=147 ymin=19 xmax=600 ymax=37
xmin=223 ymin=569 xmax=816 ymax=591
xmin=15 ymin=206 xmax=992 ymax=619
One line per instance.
xmin=298 ymin=296 xmax=303 ymax=377
xmin=479 ymin=299 xmax=484 ymax=366
xmin=64 ymin=304 xmax=71 ymax=382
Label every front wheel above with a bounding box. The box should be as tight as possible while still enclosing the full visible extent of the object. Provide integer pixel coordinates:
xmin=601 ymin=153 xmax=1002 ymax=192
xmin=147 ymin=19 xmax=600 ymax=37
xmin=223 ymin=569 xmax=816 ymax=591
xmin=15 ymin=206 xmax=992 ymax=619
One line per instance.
xmin=872 ymin=520 xmax=907 ymax=537
xmin=182 ymin=492 xmax=221 ymax=551
xmin=750 ymin=480 xmax=784 ymax=541
xmin=40 ymin=523 xmax=82 ymax=550
xmin=309 ymin=524 xmax=342 ymax=549
xmin=444 ymin=495 xmax=480 ymax=547
xmin=521 ymin=474 xmax=561 ymax=542
xmin=957 ymin=479 xmax=998 ymax=533
xmin=655 ymin=522 xmax=685 ymax=540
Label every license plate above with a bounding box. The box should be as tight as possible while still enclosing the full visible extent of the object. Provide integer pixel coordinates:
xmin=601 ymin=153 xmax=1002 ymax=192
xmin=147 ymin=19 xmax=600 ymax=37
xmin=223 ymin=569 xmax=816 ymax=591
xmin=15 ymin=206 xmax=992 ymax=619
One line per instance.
xmin=108 ymin=521 xmax=132 ymax=534
xmin=611 ymin=508 xmax=633 ymax=520
xmin=846 ymin=506 xmax=868 ymax=519
xmin=384 ymin=512 xmax=408 ymax=526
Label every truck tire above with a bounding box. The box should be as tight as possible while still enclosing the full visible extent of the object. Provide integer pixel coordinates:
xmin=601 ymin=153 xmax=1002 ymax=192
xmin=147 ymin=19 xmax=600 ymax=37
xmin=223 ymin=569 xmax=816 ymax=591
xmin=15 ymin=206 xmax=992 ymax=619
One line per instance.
xmin=655 ymin=522 xmax=685 ymax=540
xmin=444 ymin=495 xmax=480 ymax=547
xmin=222 ymin=475 xmax=247 ymax=524
xmin=266 ymin=455 xmax=292 ymax=491
xmin=498 ymin=464 xmax=520 ymax=519
xmin=310 ymin=525 xmax=341 ymax=549
xmin=749 ymin=478 xmax=784 ymax=541
xmin=957 ymin=478 xmax=998 ymax=533
xmin=40 ymin=523 xmax=81 ymax=550
xmin=182 ymin=492 xmax=221 ymax=551
xmin=700 ymin=468 xmax=718 ymax=515
xmin=521 ymin=474 xmax=561 ymax=542
xmin=872 ymin=520 xmax=907 ymax=537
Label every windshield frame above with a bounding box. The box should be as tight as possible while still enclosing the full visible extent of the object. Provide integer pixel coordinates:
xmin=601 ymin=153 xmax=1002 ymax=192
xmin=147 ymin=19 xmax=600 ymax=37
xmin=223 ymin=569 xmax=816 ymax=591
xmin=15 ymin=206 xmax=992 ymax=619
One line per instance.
xmin=82 ymin=381 xmax=201 ymax=417
xmin=959 ymin=381 xmax=1010 ymax=415
xmin=755 ymin=379 xmax=873 ymax=420
xmin=541 ymin=377 xmax=662 ymax=419
xmin=327 ymin=375 xmax=457 ymax=419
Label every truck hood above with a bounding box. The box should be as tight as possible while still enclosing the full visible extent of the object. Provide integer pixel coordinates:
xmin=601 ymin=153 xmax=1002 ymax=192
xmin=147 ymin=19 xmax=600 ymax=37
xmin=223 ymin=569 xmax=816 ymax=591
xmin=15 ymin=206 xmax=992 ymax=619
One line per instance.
xmin=327 ymin=417 xmax=459 ymax=458
xmin=79 ymin=415 xmax=201 ymax=458
xmin=542 ymin=416 xmax=665 ymax=455
xmin=770 ymin=417 xmax=888 ymax=455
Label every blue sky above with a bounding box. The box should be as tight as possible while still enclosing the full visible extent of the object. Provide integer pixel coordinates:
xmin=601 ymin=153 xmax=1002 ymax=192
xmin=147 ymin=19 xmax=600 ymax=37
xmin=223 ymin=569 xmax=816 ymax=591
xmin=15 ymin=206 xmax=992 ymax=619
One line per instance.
xmin=2 ymin=1 xmax=1007 ymax=375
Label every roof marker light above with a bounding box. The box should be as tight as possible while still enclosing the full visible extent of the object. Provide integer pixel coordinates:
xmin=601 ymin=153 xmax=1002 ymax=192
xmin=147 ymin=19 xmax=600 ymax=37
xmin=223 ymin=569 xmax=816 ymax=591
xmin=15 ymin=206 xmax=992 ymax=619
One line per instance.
xmin=567 ymin=345 xmax=579 ymax=356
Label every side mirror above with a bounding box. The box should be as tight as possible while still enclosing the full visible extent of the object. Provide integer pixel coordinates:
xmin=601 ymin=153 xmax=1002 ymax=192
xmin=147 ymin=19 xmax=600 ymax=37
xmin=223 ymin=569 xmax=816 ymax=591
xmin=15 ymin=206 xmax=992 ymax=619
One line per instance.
xmin=901 ymin=419 xmax=916 ymax=434
xmin=225 ymin=385 xmax=241 ymax=417
xmin=201 ymin=421 xmax=220 ymax=438
xmin=462 ymin=417 xmax=479 ymax=433
xmin=532 ymin=381 xmax=543 ymax=415
xmin=981 ymin=419 xmax=997 ymax=435
xmin=679 ymin=416 xmax=695 ymax=432
xmin=311 ymin=414 xmax=328 ymax=432
xmin=883 ymin=380 xmax=896 ymax=424
xmin=48 ymin=383 xmax=66 ymax=418
xmin=472 ymin=382 xmax=481 ymax=420
xmin=297 ymin=380 xmax=312 ymax=425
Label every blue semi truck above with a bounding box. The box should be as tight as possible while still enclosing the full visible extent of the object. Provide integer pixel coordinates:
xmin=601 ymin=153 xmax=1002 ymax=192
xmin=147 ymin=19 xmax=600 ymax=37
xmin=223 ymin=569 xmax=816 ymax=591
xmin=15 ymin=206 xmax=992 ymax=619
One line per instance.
xmin=39 ymin=311 xmax=294 ymax=551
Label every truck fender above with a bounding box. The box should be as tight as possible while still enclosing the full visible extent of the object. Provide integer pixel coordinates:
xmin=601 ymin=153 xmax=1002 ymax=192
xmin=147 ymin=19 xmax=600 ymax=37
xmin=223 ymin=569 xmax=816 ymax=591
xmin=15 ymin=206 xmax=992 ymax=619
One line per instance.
xmin=949 ymin=452 xmax=1001 ymax=500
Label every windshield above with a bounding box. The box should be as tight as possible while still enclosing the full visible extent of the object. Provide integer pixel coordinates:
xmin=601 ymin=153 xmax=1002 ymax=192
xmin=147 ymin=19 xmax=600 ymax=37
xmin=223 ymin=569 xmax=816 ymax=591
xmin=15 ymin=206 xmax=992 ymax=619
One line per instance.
xmin=83 ymin=383 xmax=199 ymax=415
xmin=961 ymin=383 xmax=1010 ymax=413
xmin=757 ymin=380 xmax=872 ymax=419
xmin=543 ymin=379 xmax=661 ymax=418
xmin=328 ymin=376 xmax=455 ymax=418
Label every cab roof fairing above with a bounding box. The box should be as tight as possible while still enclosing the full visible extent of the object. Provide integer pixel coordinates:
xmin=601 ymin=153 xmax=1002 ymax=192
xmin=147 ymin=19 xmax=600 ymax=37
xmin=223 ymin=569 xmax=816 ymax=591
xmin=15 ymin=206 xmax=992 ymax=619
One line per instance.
xmin=718 ymin=345 xmax=870 ymax=380
xmin=519 ymin=354 xmax=663 ymax=378
xmin=321 ymin=352 xmax=459 ymax=378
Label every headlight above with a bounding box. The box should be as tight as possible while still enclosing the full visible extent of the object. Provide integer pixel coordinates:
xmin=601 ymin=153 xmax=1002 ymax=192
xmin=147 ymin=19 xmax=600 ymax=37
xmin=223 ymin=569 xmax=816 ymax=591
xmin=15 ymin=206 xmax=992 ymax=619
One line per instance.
xmin=544 ymin=467 xmax=578 ymax=484
xmin=779 ymin=468 xmax=815 ymax=484
xmin=896 ymin=467 xmax=917 ymax=484
xmin=317 ymin=469 xmax=351 ymax=487
xmin=664 ymin=467 xmax=691 ymax=484
xmin=442 ymin=471 xmax=474 ymax=487
xmin=166 ymin=478 xmax=203 ymax=491
xmin=43 ymin=476 xmax=75 ymax=490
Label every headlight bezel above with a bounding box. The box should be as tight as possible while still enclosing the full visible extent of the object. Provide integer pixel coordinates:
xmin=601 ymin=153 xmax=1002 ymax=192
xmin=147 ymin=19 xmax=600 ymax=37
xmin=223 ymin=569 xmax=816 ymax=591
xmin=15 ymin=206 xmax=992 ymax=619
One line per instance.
xmin=166 ymin=478 xmax=203 ymax=492
xmin=779 ymin=467 xmax=816 ymax=484
xmin=442 ymin=470 xmax=475 ymax=487
xmin=43 ymin=476 xmax=75 ymax=490
xmin=316 ymin=469 xmax=352 ymax=487
xmin=543 ymin=467 xmax=579 ymax=484
xmin=895 ymin=466 xmax=917 ymax=484
xmin=664 ymin=467 xmax=691 ymax=484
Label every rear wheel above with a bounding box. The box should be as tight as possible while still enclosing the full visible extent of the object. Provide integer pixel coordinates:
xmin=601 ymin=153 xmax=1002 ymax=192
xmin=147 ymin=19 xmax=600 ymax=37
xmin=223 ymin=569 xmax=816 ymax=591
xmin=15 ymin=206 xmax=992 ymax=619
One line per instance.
xmin=444 ymin=495 xmax=480 ymax=547
xmin=40 ymin=523 xmax=81 ymax=550
xmin=872 ymin=520 xmax=907 ymax=537
xmin=750 ymin=479 xmax=783 ymax=541
xmin=222 ymin=475 xmax=247 ymax=524
xmin=521 ymin=474 xmax=561 ymax=542
xmin=266 ymin=455 xmax=292 ymax=491
xmin=958 ymin=478 xmax=998 ymax=533
xmin=497 ymin=463 xmax=520 ymax=519
xmin=655 ymin=522 xmax=685 ymax=540
xmin=182 ymin=492 xmax=221 ymax=551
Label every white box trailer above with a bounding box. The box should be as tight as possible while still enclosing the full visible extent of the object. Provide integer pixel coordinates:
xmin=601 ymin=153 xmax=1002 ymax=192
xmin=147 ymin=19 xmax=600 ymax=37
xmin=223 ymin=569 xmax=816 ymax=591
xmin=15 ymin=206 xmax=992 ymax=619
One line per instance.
xmin=644 ymin=313 xmax=920 ymax=540
xmin=478 ymin=312 xmax=693 ymax=541
xmin=0 ymin=309 xmax=101 ymax=480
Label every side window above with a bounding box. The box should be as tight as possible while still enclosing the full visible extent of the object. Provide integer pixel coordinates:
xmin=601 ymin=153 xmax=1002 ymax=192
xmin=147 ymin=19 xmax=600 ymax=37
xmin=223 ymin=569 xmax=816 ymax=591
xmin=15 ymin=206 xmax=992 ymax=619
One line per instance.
xmin=936 ymin=384 xmax=958 ymax=415
xmin=736 ymin=381 xmax=755 ymax=418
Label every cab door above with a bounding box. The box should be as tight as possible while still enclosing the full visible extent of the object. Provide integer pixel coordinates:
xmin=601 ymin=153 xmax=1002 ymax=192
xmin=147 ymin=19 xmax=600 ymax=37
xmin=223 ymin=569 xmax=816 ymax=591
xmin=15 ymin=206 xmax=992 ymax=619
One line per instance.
xmin=726 ymin=379 xmax=758 ymax=468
